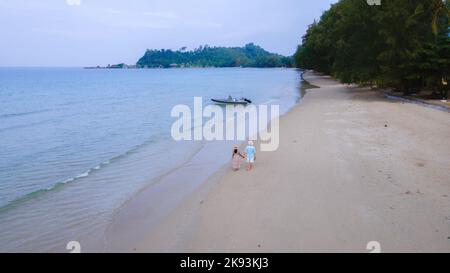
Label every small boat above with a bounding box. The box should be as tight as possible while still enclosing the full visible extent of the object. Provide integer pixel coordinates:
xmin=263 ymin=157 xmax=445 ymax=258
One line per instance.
xmin=211 ymin=95 xmax=252 ymax=105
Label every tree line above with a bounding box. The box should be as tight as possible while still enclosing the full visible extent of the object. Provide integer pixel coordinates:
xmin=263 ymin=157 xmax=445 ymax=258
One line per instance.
xmin=294 ymin=0 xmax=449 ymax=97
xmin=137 ymin=43 xmax=293 ymax=68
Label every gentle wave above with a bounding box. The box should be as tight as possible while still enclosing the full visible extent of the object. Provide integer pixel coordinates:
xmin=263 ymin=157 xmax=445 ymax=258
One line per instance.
xmin=0 ymin=108 xmax=56 ymax=119
xmin=0 ymin=136 xmax=160 ymax=213
xmin=0 ymin=118 xmax=59 ymax=133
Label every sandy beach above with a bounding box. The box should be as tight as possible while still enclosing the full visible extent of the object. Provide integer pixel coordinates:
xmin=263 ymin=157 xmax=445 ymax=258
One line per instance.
xmin=124 ymin=71 xmax=450 ymax=253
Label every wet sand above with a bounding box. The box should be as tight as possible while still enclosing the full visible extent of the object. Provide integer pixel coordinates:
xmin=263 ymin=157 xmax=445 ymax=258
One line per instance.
xmin=123 ymin=71 xmax=450 ymax=252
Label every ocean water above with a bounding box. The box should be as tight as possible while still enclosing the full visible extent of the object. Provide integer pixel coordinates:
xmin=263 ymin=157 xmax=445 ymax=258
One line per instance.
xmin=0 ymin=67 xmax=302 ymax=252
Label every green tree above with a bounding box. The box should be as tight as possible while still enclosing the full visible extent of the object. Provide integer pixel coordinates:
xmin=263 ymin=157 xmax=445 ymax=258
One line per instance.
xmin=294 ymin=0 xmax=449 ymax=94
xmin=137 ymin=44 xmax=293 ymax=68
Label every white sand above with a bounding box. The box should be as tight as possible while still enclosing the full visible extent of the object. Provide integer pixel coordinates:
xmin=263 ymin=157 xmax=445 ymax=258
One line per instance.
xmin=132 ymin=71 xmax=450 ymax=253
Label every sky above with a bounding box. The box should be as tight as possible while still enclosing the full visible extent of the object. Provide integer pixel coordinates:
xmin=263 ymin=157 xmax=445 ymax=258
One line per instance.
xmin=0 ymin=0 xmax=337 ymax=67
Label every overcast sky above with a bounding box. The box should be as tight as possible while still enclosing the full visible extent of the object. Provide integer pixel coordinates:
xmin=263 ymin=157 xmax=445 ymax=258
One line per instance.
xmin=0 ymin=0 xmax=337 ymax=66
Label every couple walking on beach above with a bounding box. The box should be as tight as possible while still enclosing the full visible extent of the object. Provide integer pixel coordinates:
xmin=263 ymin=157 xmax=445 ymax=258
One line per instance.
xmin=232 ymin=141 xmax=256 ymax=171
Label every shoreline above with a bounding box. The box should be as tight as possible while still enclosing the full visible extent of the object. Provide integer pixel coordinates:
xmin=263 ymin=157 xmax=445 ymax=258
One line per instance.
xmin=102 ymin=71 xmax=304 ymax=252
xmin=112 ymin=71 xmax=450 ymax=252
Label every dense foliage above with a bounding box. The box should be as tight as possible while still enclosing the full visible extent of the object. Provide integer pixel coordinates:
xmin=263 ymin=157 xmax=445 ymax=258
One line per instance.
xmin=294 ymin=0 xmax=449 ymax=96
xmin=136 ymin=43 xmax=293 ymax=68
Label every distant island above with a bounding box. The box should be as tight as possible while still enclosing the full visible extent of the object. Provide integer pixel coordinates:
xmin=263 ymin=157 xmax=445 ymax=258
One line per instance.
xmin=86 ymin=43 xmax=293 ymax=69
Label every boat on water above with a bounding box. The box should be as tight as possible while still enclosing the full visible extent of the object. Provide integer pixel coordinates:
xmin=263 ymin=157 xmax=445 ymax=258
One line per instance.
xmin=211 ymin=95 xmax=252 ymax=105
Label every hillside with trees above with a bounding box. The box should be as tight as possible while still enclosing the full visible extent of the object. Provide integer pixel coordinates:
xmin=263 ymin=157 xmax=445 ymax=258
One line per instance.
xmin=136 ymin=43 xmax=293 ymax=68
xmin=294 ymin=0 xmax=449 ymax=98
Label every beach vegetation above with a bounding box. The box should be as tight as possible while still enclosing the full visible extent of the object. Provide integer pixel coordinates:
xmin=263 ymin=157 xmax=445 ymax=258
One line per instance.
xmin=137 ymin=43 xmax=293 ymax=68
xmin=294 ymin=0 xmax=450 ymax=97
